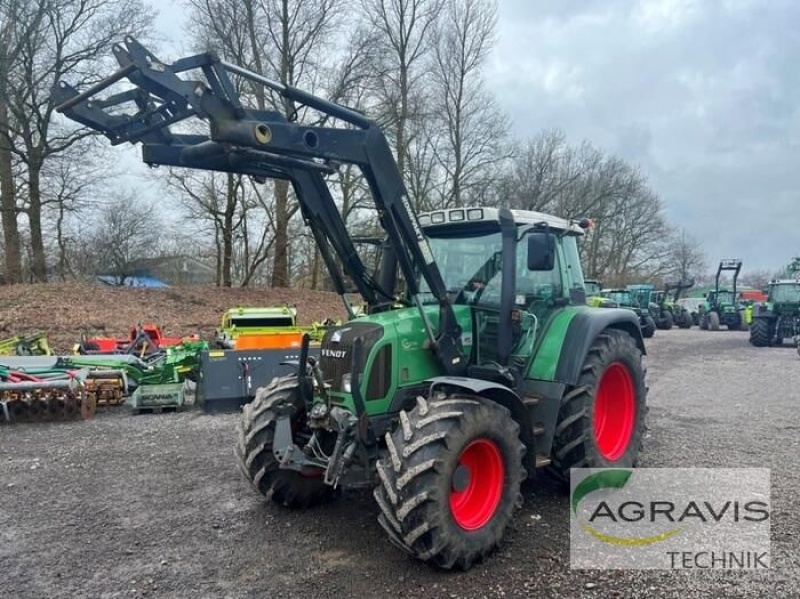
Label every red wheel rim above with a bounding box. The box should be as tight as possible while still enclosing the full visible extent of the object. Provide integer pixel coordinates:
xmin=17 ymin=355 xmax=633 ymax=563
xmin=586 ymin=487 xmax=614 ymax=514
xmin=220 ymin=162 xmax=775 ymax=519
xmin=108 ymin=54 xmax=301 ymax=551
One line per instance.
xmin=593 ymin=362 xmax=635 ymax=461
xmin=449 ymin=439 xmax=505 ymax=531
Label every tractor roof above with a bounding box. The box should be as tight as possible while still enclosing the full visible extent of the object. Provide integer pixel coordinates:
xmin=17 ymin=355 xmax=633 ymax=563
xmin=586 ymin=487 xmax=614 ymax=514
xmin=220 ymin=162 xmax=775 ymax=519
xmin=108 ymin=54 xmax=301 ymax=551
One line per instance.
xmin=769 ymin=279 xmax=800 ymax=285
xmin=418 ymin=207 xmax=587 ymax=235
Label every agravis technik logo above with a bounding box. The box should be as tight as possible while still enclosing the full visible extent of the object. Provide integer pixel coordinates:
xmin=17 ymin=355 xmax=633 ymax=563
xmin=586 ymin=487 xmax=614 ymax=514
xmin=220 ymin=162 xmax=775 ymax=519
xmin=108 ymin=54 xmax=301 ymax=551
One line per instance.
xmin=569 ymin=468 xmax=771 ymax=570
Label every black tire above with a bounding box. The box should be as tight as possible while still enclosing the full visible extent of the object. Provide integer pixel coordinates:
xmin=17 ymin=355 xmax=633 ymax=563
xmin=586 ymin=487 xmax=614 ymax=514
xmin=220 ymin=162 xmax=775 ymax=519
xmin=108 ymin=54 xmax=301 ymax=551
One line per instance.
xmin=660 ymin=312 xmax=674 ymax=330
xmin=708 ymin=311 xmax=720 ymax=331
xmin=374 ymin=395 xmax=525 ymax=570
xmin=677 ymin=311 xmax=692 ymax=329
xmin=549 ymin=329 xmax=647 ymax=481
xmin=749 ymin=318 xmax=772 ymax=347
xmin=236 ymin=374 xmax=334 ymax=508
xmin=641 ymin=316 xmax=656 ymax=338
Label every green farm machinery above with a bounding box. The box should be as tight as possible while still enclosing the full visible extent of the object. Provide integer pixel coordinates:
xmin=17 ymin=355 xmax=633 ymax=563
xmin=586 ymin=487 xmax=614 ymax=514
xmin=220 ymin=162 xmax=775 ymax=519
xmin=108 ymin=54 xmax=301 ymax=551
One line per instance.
xmin=699 ymin=259 xmax=744 ymax=331
xmin=749 ymin=279 xmax=800 ymax=347
xmin=0 ymin=333 xmax=53 ymax=356
xmin=600 ymin=288 xmax=656 ymax=338
xmin=55 ymin=38 xmax=649 ymax=570
xmin=584 ymin=279 xmax=617 ymax=308
xmin=628 ymin=280 xmax=694 ymax=330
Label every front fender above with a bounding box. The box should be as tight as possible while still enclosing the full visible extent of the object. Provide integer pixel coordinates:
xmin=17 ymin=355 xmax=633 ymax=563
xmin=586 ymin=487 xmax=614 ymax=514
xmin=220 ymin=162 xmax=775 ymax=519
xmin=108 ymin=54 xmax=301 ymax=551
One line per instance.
xmin=425 ymin=375 xmax=535 ymax=472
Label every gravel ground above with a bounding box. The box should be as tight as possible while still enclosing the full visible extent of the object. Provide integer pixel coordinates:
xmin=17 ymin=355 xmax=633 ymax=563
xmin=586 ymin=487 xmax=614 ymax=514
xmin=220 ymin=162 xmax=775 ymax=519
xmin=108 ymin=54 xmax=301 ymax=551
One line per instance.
xmin=2 ymin=328 xmax=799 ymax=598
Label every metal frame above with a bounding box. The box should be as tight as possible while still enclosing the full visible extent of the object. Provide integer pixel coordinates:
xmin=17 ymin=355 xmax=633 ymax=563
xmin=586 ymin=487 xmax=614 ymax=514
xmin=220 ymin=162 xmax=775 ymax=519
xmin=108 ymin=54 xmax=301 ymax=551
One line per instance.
xmin=53 ymin=36 xmax=466 ymax=376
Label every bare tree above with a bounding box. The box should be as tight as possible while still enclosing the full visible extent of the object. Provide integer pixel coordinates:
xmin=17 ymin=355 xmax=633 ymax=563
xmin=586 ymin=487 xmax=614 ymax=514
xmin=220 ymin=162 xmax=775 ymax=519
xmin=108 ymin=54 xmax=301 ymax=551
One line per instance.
xmin=429 ymin=0 xmax=507 ymax=208
xmin=0 ymin=0 xmax=47 ymax=283
xmin=663 ymin=228 xmax=707 ymax=283
xmin=0 ymin=0 xmax=153 ymax=282
xmin=360 ymin=0 xmax=444 ymax=209
xmin=89 ymin=195 xmax=160 ymax=284
xmin=186 ymin=0 xmax=345 ymax=288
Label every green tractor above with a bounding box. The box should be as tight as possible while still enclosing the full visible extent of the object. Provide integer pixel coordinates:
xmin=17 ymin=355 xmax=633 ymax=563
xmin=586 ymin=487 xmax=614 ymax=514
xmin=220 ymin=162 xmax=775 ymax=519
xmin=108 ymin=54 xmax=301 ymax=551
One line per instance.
xmin=749 ymin=279 xmax=800 ymax=347
xmin=648 ymin=279 xmax=695 ymax=329
xmin=600 ymin=288 xmax=657 ymax=338
xmin=699 ymin=260 xmax=744 ymax=331
xmin=584 ymin=279 xmax=617 ymax=308
xmin=627 ymin=284 xmax=674 ymax=330
xmin=55 ymin=39 xmax=649 ymax=571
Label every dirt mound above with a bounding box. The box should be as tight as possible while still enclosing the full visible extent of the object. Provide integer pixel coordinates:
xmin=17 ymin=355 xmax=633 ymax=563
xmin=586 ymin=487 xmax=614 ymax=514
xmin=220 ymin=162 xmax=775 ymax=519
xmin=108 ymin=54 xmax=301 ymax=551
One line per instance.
xmin=0 ymin=283 xmax=348 ymax=353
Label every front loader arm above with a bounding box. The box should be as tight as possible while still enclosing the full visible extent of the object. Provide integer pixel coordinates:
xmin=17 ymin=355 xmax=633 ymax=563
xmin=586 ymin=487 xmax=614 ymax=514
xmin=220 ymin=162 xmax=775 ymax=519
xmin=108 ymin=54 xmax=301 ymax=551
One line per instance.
xmin=52 ymin=36 xmax=466 ymax=376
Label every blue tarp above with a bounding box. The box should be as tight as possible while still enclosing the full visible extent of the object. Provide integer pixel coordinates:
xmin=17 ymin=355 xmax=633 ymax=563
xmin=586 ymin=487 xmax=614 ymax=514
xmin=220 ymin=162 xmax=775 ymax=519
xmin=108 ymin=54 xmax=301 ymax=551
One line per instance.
xmin=95 ymin=275 xmax=169 ymax=288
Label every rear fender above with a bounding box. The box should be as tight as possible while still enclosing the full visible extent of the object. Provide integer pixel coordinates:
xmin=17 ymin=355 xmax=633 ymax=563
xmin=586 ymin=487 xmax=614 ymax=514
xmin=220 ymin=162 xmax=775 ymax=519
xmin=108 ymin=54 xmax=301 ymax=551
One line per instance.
xmin=554 ymin=309 xmax=645 ymax=386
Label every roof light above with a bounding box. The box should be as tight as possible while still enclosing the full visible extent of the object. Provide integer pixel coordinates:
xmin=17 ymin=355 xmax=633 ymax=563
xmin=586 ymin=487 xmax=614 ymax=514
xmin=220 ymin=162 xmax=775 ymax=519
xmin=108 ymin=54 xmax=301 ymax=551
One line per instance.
xmin=577 ymin=218 xmax=595 ymax=230
xmin=450 ymin=209 xmax=464 ymax=221
xmin=418 ymin=214 xmax=431 ymax=225
xmin=467 ymin=208 xmax=483 ymax=220
xmin=431 ymin=211 xmax=445 ymax=223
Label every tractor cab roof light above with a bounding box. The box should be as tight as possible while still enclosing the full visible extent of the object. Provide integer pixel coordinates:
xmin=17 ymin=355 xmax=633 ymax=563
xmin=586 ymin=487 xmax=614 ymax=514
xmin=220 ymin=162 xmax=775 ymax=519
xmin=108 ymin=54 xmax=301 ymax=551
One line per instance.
xmin=449 ymin=209 xmax=464 ymax=221
xmin=467 ymin=209 xmax=483 ymax=220
xmin=431 ymin=212 xmax=446 ymax=223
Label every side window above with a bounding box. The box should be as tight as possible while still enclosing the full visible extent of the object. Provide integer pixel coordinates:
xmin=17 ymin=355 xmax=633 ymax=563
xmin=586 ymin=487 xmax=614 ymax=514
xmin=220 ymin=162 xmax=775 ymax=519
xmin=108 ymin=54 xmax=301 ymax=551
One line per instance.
xmin=562 ymin=235 xmax=585 ymax=290
xmin=516 ymin=235 xmax=563 ymax=301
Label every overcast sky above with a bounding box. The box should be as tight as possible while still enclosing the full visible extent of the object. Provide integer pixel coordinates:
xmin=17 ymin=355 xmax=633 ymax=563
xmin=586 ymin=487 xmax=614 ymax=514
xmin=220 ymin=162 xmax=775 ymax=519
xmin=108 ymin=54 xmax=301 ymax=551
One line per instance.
xmin=144 ymin=0 xmax=800 ymax=273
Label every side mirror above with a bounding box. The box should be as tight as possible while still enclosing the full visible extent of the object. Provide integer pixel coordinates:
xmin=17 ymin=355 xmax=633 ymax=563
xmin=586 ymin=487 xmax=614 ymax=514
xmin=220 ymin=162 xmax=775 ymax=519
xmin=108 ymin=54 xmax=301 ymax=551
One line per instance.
xmin=527 ymin=232 xmax=555 ymax=271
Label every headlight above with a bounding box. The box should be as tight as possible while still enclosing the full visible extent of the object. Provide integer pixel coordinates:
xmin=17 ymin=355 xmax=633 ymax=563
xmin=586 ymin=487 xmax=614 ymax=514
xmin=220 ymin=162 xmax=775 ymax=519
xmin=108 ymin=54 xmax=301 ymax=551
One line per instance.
xmin=341 ymin=373 xmax=352 ymax=393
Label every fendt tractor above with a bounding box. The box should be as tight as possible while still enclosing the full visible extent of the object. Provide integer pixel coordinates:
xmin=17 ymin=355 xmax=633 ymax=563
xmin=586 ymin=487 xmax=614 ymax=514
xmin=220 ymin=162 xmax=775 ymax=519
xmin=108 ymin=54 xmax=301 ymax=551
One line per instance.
xmin=700 ymin=259 xmax=744 ymax=331
xmin=54 ymin=38 xmax=648 ymax=570
xmin=749 ymin=279 xmax=800 ymax=347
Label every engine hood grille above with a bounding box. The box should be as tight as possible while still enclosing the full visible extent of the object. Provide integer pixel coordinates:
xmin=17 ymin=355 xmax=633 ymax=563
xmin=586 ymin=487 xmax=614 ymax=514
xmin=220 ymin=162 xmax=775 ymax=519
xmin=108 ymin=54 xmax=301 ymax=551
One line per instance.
xmin=318 ymin=322 xmax=384 ymax=392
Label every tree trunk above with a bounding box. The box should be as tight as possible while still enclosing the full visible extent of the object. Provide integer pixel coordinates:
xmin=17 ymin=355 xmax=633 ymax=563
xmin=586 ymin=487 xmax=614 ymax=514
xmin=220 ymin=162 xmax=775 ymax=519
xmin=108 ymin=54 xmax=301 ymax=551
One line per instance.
xmin=0 ymin=100 xmax=21 ymax=283
xmin=27 ymin=160 xmax=47 ymax=281
xmin=222 ymin=174 xmax=236 ymax=287
xmin=270 ymin=179 xmax=290 ymax=287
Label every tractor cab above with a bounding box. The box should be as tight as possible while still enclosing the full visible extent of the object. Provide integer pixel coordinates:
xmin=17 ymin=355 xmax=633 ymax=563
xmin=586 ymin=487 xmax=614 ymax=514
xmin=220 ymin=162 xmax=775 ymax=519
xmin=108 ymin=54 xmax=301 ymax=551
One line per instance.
xmin=414 ymin=208 xmax=589 ymax=376
xmin=750 ymin=279 xmax=800 ymax=347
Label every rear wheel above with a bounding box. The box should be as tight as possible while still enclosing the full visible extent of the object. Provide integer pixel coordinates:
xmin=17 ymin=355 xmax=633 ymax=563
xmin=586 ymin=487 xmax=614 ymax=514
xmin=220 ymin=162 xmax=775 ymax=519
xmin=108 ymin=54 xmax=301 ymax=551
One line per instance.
xmin=236 ymin=375 xmax=334 ymax=508
xmin=656 ymin=312 xmax=673 ymax=330
xmin=641 ymin=316 xmax=656 ymax=338
xmin=549 ymin=329 xmax=647 ymax=481
xmin=677 ymin=311 xmax=692 ymax=329
xmin=374 ymin=395 xmax=525 ymax=570
xmin=749 ymin=318 xmax=772 ymax=347
xmin=708 ymin=311 xmax=720 ymax=331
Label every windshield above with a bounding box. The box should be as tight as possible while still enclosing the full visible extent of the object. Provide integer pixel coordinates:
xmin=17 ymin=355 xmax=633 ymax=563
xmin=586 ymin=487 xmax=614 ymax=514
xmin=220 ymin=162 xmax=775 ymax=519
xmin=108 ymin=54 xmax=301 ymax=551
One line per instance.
xmin=419 ymin=228 xmax=563 ymax=306
xmin=585 ymin=281 xmax=601 ymax=295
xmin=606 ymin=291 xmax=633 ymax=305
xmin=770 ymin=283 xmax=800 ymax=303
xmin=710 ymin=291 xmax=735 ymax=305
xmin=418 ymin=230 xmax=503 ymax=303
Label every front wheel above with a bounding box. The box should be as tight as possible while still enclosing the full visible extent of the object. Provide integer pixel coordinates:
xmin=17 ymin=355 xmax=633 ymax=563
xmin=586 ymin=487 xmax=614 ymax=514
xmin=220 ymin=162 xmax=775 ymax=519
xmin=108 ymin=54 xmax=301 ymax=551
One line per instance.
xmin=374 ymin=395 xmax=525 ymax=570
xmin=708 ymin=311 xmax=720 ymax=331
xmin=549 ymin=329 xmax=647 ymax=481
xmin=235 ymin=375 xmax=334 ymax=508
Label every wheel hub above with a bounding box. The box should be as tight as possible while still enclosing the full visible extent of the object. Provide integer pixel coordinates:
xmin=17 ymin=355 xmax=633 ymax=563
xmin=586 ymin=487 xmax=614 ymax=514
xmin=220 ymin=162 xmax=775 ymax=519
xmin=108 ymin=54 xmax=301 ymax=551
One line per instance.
xmin=593 ymin=362 xmax=635 ymax=461
xmin=451 ymin=464 xmax=471 ymax=493
xmin=449 ymin=439 xmax=505 ymax=531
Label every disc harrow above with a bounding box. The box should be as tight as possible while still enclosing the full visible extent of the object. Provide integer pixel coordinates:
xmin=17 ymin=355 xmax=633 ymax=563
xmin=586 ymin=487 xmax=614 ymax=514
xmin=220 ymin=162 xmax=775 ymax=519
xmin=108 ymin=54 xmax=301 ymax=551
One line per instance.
xmin=0 ymin=367 xmax=96 ymax=424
